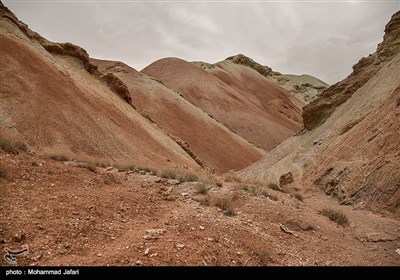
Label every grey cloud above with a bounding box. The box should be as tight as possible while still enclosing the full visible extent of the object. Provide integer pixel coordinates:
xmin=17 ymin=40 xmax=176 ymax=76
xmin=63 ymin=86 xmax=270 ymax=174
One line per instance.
xmin=4 ymin=1 xmax=399 ymax=84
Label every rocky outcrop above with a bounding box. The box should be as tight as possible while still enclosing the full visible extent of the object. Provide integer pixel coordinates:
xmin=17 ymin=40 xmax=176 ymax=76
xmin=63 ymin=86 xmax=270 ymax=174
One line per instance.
xmin=303 ymin=11 xmax=400 ymax=130
xmin=279 ymin=172 xmax=294 ymax=187
xmin=274 ymin=75 xmax=328 ymax=103
xmin=225 ymin=54 xmax=280 ymax=78
xmin=0 ymin=2 xmax=137 ymax=105
xmin=0 ymin=2 xmax=98 ymax=74
xmin=223 ymin=54 xmax=327 ymax=104
xmin=172 ymin=137 xmax=204 ymax=168
xmin=100 ymin=73 xmax=132 ymax=104
xmin=42 ymin=42 xmax=98 ymax=74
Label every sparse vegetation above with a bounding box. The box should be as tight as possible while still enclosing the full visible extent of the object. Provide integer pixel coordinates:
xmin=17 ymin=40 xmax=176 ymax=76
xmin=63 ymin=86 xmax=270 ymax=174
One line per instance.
xmin=160 ymin=169 xmax=198 ymax=182
xmin=95 ymin=162 xmax=109 ymax=168
xmin=294 ymin=193 xmax=304 ymax=202
xmin=51 ymin=155 xmax=69 ymax=162
xmin=396 ymin=96 xmax=400 ymax=106
xmin=268 ymin=183 xmax=283 ymax=192
xmin=240 ymin=184 xmax=263 ymax=196
xmin=137 ymin=166 xmax=151 ymax=173
xmin=254 ymin=249 xmax=269 ymax=266
xmin=179 ymin=172 xmax=198 ymax=182
xmin=224 ymin=209 xmax=237 ymax=217
xmin=215 ymin=196 xmax=232 ymax=211
xmin=261 ymin=190 xmax=278 ymax=201
xmin=103 ymin=173 xmax=123 ymax=184
xmin=160 ymin=169 xmax=177 ymax=179
xmin=86 ymin=164 xmax=97 ymax=173
xmin=199 ymin=198 xmax=210 ymax=206
xmin=320 ymin=208 xmax=349 ymax=226
xmin=15 ymin=141 xmax=31 ymax=153
xmin=31 ymin=161 xmax=40 ymax=167
xmin=224 ymin=174 xmax=242 ymax=183
xmin=0 ymin=165 xmax=7 ymax=179
xmin=116 ymin=164 xmax=135 ymax=172
xmin=216 ymin=182 xmax=222 ymax=188
xmin=214 ymin=195 xmax=237 ymax=216
xmin=196 ymin=183 xmax=208 ymax=194
xmin=0 ymin=138 xmax=17 ymax=154
xmin=268 ymin=194 xmax=278 ymax=201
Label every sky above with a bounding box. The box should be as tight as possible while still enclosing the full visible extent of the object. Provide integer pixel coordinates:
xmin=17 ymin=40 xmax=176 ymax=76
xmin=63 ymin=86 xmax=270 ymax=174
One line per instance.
xmin=4 ymin=1 xmax=399 ymax=84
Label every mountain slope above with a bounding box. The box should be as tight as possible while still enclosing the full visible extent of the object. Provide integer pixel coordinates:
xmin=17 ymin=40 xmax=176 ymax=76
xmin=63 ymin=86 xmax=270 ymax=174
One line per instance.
xmin=91 ymin=58 xmax=264 ymax=173
xmin=0 ymin=3 xmax=199 ymax=170
xmin=142 ymin=57 xmax=303 ymax=151
xmin=239 ymin=11 xmax=400 ymax=215
xmin=203 ymin=54 xmax=328 ymax=103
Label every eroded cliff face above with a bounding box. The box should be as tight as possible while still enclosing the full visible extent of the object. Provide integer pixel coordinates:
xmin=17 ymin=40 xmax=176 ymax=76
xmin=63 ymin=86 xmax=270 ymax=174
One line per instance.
xmin=222 ymin=54 xmax=328 ymax=103
xmin=239 ymin=11 xmax=400 ymax=215
xmin=303 ymin=11 xmax=400 ymax=130
xmin=0 ymin=2 xmax=135 ymax=106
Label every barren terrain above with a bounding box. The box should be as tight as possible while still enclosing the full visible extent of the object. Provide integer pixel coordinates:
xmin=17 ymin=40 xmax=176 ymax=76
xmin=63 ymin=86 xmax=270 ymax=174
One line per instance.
xmin=1 ymin=151 xmax=399 ymax=266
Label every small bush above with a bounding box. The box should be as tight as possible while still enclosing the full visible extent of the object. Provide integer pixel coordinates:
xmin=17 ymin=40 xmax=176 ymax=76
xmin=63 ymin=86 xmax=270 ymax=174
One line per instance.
xmin=215 ymin=197 xmax=232 ymax=211
xmin=0 ymin=165 xmax=7 ymax=179
xmin=261 ymin=190 xmax=278 ymax=201
xmin=103 ymin=173 xmax=123 ymax=184
xmin=214 ymin=195 xmax=238 ymax=216
xmin=0 ymin=138 xmax=17 ymax=154
xmin=95 ymin=162 xmax=109 ymax=168
xmin=149 ymin=168 xmax=158 ymax=175
xmin=51 ymin=155 xmax=69 ymax=162
xmin=15 ymin=141 xmax=31 ymax=153
xmin=178 ymin=172 xmax=198 ymax=182
xmin=216 ymin=182 xmax=222 ymax=188
xmin=320 ymin=208 xmax=349 ymax=226
xmin=160 ymin=169 xmax=198 ymax=182
xmin=224 ymin=175 xmax=242 ymax=183
xmin=396 ymin=96 xmax=400 ymax=107
xmin=137 ymin=166 xmax=151 ymax=173
xmin=240 ymin=184 xmax=263 ymax=196
xmin=199 ymin=198 xmax=210 ymax=206
xmin=86 ymin=164 xmax=97 ymax=173
xmin=196 ymin=183 xmax=208 ymax=194
xmin=255 ymin=249 xmax=269 ymax=266
xmin=294 ymin=193 xmax=304 ymax=202
xmin=268 ymin=194 xmax=278 ymax=201
xmin=160 ymin=169 xmax=178 ymax=179
xmin=224 ymin=209 xmax=236 ymax=217
xmin=116 ymin=164 xmax=135 ymax=172
xmin=268 ymin=183 xmax=283 ymax=192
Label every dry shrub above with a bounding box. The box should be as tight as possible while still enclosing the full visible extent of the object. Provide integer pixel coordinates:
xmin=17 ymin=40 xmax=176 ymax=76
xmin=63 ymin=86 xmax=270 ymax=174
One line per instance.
xmin=320 ymin=208 xmax=349 ymax=226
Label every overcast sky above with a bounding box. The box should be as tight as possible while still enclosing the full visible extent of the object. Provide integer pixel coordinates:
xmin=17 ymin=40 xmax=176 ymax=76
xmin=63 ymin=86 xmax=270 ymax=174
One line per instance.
xmin=4 ymin=1 xmax=399 ymax=84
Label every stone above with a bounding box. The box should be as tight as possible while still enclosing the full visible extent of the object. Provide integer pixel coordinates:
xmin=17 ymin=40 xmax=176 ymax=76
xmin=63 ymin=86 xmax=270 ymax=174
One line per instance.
xmin=145 ymin=228 xmax=166 ymax=235
xmin=279 ymin=223 xmax=293 ymax=235
xmin=181 ymin=193 xmax=189 ymax=198
xmin=154 ymin=178 xmax=161 ymax=183
xmin=167 ymin=179 xmax=180 ymax=185
xmin=12 ymin=232 xmax=26 ymax=243
xmin=279 ymin=172 xmax=294 ymax=187
xmin=176 ymin=243 xmax=185 ymax=249
xmin=144 ymin=248 xmax=150 ymax=255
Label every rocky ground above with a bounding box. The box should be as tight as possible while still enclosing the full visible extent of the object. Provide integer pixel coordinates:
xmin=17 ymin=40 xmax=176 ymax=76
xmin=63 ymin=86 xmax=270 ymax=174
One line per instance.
xmin=1 ymin=150 xmax=399 ymax=266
